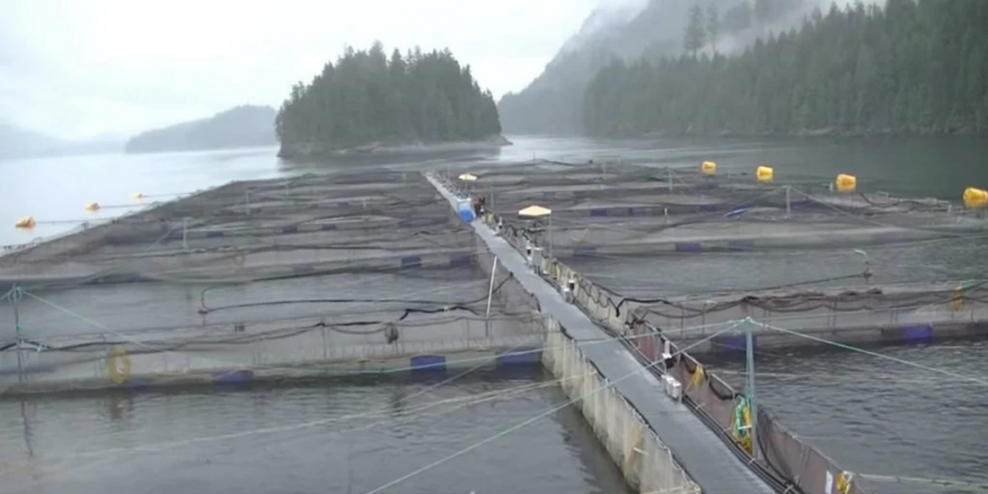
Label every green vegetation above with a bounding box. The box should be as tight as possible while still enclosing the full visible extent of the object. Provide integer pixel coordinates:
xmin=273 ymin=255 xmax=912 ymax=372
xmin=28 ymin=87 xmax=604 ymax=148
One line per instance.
xmin=498 ymin=0 xmax=808 ymax=135
xmin=707 ymin=4 xmax=720 ymax=55
xmin=584 ymin=0 xmax=988 ymax=137
xmin=684 ymin=5 xmax=706 ymax=58
xmin=275 ymin=43 xmax=501 ymax=156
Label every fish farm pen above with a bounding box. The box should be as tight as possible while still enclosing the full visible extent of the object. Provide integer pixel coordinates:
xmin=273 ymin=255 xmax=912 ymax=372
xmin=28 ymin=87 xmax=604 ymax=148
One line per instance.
xmin=439 ymin=157 xmax=988 ymax=494
xmin=3 ymin=155 xmax=988 ymax=494
xmin=456 ymin=160 xmax=988 ymax=347
xmin=0 ymin=168 xmax=541 ymax=392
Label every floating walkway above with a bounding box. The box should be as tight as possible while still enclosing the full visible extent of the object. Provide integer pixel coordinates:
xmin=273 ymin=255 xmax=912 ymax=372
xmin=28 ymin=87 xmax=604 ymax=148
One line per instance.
xmin=427 ymin=173 xmax=777 ymax=494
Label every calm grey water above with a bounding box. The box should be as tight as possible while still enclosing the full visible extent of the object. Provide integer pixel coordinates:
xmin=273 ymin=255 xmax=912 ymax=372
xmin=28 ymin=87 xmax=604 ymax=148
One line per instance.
xmin=5 ymin=135 xmax=988 ymax=247
xmin=0 ymin=146 xmax=286 ymax=248
xmin=0 ymin=370 xmax=632 ymax=494
xmin=2 ymin=136 xmax=988 ymax=492
xmin=706 ymin=340 xmax=988 ymax=494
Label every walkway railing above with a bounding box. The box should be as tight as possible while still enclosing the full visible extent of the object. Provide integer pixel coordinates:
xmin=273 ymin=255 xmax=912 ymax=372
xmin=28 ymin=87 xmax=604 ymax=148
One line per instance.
xmin=474 ymin=200 xmax=865 ymax=494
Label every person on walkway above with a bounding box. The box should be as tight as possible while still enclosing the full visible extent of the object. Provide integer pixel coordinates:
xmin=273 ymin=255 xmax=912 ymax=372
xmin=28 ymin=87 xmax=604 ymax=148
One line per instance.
xmin=472 ymin=195 xmax=486 ymax=217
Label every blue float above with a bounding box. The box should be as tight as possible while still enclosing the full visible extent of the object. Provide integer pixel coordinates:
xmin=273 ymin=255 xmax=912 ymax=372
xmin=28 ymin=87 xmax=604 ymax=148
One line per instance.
xmin=400 ymin=256 xmax=422 ymax=269
xmin=496 ymin=348 xmax=541 ymax=367
xmin=714 ymin=334 xmax=754 ymax=352
xmin=410 ymin=355 xmax=447 ymax=372
xmin=212 ymin=370 xmax=254 ymax=384
xmin=448 ymin=253 xmax=473 ymax=267
xmin=901 ymin=325 xmax=933 ymax=343
xmin=675 ymin=242 xmax=702 ymax=253
xmin=574 ymin=246 xmax=598 ymax=258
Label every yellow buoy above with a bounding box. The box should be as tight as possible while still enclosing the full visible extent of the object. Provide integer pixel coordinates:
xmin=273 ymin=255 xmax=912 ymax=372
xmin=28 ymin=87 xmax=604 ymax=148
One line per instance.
xmin=835 ymin=471 xmax=854 ymax=494
xmin=951 ymin=284 xmax=964 ymax=311
xmin=963 ymin=187 xmax=987 ymax=209
xmin=14 ymin=216 xmax=36 ymax=229
xmin=701 ymin=161 xmax=716 ymax=175
xmin=132 ymin=192 xmax=144 ymax=201
xmin=107 ymin=345 xmax=131 ymax=384
xmin=755 ymin=165 xmax=773 ymax=183
xmin=835 ymin=174 xmax=857 ymax=193
xmin=84 ymin=202 xmax=101 ymax=212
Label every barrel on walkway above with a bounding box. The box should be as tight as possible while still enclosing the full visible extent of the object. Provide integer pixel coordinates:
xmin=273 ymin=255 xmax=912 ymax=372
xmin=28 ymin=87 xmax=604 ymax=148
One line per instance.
xmin=457 ymin=200 xmax=476 ymax=223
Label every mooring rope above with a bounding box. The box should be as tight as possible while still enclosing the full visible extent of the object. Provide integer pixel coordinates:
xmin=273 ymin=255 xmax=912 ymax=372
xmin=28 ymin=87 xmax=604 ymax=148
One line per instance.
xmin=750 ymin=319 xmax=988 ymax=387
xmin=358 ymin=322 xmax=742 ymax=494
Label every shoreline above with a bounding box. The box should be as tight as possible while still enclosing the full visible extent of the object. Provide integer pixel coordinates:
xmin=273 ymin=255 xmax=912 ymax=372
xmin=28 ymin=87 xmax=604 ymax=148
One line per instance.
xmin=277 ymin=135 xmax=512 ymax=159
xmin=597 ymin=128 xmax=988 ymax=140
xmin=123 ymin=142 xmax=278 ymax=155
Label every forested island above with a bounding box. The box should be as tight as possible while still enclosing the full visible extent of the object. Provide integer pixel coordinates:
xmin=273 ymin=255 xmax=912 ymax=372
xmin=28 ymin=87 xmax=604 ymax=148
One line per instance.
xmin=276 ymin=43 xmax=505 ymax=158
xmin=125 ymin=105 xmax=277 ymax=154
xmin=584 ymin=0 xmax=988 ymax=137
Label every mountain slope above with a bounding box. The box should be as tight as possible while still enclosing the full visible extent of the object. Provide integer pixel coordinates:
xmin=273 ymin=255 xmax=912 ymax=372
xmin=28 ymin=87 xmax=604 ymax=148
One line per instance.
xmin=125 ymin=105 xmax=277 ymax=154
xmin=584 ymin=0 xmax=988 ymax=137
xmin=0 ymin=123 xmax=67 ymax=159
xmin=498 ymin=0 xmax=813 ymax=135
xmin=0 ymin=123 xmax=123 ymax=160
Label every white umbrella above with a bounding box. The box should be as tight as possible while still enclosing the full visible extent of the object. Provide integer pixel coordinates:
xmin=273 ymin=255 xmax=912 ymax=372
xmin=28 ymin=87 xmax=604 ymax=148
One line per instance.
xmin=518 ymin=205 xmax=553 ymax=259
xmin=517 ymin=205 xmax=551 ymax=217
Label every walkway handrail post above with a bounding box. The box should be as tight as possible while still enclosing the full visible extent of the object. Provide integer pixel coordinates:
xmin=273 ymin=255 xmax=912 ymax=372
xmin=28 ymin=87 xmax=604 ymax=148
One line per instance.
xmin=11 ymin=283 xmax=24 ymax=384
xmin=785 ymin=185 xmax=791 ymax=218
xmin=486 ymin=256 xmax=499 ymax=321
xmin=745 ymin=318 xmax=758 ymax=460
xmin=548 ymin=215 xmax=553 ymax=260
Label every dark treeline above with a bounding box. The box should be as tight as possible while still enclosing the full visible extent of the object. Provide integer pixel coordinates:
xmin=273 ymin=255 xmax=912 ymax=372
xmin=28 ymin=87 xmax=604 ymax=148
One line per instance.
xmin=276 ymin=43 xmax=500 ymax=151
xmin=584 ymin=0 xmax=988 ymax=137
xmin=497 ymin=0 xmax=809 ymax=135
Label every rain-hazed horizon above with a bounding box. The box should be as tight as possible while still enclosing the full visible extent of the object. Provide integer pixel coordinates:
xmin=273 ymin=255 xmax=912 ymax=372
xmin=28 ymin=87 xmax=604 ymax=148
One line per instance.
xmin=1 ymin=0 xmax=643 ymax=141
xmin=0 ymin=0 xmax=877 ymax=143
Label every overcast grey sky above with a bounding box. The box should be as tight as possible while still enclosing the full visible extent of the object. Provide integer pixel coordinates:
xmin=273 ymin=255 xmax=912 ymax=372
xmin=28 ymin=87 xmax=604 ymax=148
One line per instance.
xmin=1 ymin=0 xmax=635 ymax=140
